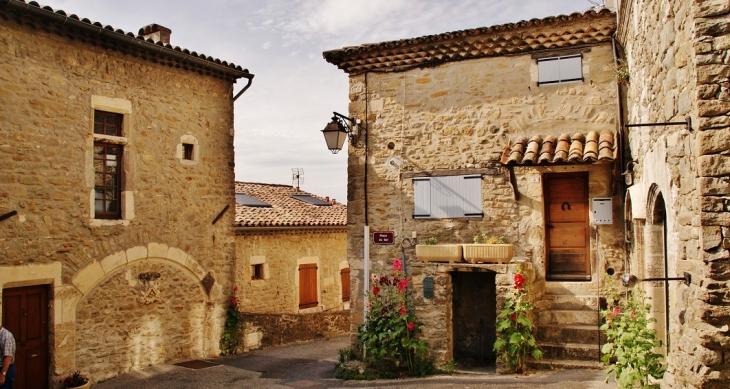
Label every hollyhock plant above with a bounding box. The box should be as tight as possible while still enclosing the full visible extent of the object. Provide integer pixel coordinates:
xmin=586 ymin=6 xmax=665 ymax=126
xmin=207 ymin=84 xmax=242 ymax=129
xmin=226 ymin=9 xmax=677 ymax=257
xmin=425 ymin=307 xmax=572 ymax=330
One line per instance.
xmin=493 ymin=266 xmax=542 ymax=373
xmin=357 ymin=258 xmax=430 ymax=375
xmin=600 ymin=275 xmax=666 ymax=387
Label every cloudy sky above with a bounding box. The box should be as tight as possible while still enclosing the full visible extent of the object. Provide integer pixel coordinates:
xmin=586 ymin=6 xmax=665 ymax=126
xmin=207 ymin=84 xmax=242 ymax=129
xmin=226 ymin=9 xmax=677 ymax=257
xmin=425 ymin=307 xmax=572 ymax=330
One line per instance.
xmin=47 ymin=0 xmax=602 ymax=202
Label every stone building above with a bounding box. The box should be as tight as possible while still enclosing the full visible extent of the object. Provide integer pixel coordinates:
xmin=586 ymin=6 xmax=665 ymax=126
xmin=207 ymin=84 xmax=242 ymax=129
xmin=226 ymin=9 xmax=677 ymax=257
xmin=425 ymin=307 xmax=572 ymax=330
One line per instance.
xmin=617 ymin=0 xmax=730 ymax=387
xmin=0 ymin=1 xmax=252 ymax=386
xmin=323 ymin=8 xmax=624 ymax=368
xmin=233 ymin=182 xmax=349 ymax=350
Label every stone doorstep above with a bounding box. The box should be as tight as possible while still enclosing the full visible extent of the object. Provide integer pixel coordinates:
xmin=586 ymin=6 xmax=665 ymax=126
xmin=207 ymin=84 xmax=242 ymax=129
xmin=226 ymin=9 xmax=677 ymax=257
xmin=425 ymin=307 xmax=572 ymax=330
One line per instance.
xmin=536 ymin=324 xmax=606 ymax=345
xmin=544 ymin=282 xmax=600 ymax=296
xmin=528 ymin=358 xmax=605 ymax=371
xmin=536 ymin=309 xmax=600 ymax=326
xmin=536 ymin=294 xmax=600 ymax=311
xmin=536 ymin=341 xmax=601 ymax=361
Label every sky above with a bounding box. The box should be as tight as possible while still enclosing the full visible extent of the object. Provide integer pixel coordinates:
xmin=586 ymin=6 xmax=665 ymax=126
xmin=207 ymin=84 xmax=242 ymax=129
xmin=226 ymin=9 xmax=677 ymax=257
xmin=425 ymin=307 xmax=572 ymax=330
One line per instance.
xmin=46 ymin=0 xmax=602 ymax=203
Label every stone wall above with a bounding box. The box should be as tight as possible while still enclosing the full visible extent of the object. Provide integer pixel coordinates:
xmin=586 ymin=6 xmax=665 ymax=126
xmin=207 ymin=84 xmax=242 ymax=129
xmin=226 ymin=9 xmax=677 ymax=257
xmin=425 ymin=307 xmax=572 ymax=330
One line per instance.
xmin=235 ymin=229 xmax=348 ymax=313
xmin=240 ymin=311 xmax=349 ymax=350
xmin=618 ymin=0 xmax=730 ymax=387
xmin=0 ymin=17 xmax=237 ymax=385
xmin=343 ymin=40 xmax=624 ymax=356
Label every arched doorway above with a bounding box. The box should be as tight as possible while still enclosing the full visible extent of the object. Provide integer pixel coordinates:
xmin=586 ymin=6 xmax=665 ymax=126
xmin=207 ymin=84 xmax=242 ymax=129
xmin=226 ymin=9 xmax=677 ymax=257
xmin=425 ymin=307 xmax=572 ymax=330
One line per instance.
xmin=646 ymin=186 xmax=668 ymax=352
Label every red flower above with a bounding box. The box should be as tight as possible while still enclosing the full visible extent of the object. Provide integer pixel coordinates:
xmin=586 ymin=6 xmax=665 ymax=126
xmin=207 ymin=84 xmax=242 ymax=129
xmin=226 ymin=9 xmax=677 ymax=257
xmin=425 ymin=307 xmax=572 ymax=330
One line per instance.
xmin=230 ymin=296 xmax=237 ymax=306
xmin=407 ymin=322 xmax=415 ymax=331
xmin=511 ymin=314 xmax=517 ymax=321
xmin=397 ymin=279 xmax=409 ymax=293
xmin=373 ymin=286 xmax=380 ymax=296
xmin=233 ymin=285 xmax=238 ymax=292
xmin=514 ymin=274 xmax=525 ymax=289
xmin=399 ymin=308 xmax=407 ymax=316
xmin=393 ymin=259 xmax=403 ymax=272
xmin=613 ymin=306 xmax=621 ymax=316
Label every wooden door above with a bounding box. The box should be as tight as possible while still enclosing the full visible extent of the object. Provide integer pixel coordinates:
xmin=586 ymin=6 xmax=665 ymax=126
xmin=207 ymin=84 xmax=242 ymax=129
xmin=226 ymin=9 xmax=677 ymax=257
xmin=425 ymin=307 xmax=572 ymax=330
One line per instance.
xmin=2 ymin=285 xmax=49 ymax=389
xmin=340 ymin=268 xmax=350 ymax=302
xmin=544 ymin=173 xmax=590 ymax=281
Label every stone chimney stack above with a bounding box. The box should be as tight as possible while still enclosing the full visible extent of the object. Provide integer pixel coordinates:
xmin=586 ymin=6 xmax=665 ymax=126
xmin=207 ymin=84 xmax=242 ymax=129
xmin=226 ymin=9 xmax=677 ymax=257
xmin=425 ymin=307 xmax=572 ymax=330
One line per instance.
xmin=138 ymin=24 xmax=172 ymax=44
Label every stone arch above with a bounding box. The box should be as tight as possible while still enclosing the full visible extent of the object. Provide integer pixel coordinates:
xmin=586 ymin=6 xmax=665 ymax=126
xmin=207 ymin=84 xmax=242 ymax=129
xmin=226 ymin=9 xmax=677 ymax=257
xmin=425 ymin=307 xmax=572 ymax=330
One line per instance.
xmin=58 ymin=243 xmax=218 ymax=383
xmin=645 ymin=184 xmax=668 ymax=352
xmin=71 ymin=243 xmax=211 ymax=298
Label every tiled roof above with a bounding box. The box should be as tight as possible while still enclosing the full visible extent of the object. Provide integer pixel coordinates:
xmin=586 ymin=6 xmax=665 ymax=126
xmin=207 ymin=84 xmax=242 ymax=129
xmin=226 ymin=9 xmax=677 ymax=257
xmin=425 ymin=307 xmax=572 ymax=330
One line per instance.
xmin=1 ymin=0 xmax=251 ymax=81
xmin=500 ymin=131 xmax=616 ymax=165
xmin=323 ymin=8 xmax=615 ymax=74
xmin=234 ymin=182 xmax=347 ymax=228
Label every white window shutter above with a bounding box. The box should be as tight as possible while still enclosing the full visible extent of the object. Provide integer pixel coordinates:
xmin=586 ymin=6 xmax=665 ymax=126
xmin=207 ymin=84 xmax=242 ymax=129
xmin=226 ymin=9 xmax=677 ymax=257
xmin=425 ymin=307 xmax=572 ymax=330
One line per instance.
xmin=560 ymin=55 xmax=583 ymax=81
xmin=538 ymin=58 xmax=560 ymax=84
xmin=431 ymin=176 xmax=462 ymax=218
xmin=462 ymin=175 xmax=483 ymax=217
xmin=413 ymin=178 xmax=431 ymax=218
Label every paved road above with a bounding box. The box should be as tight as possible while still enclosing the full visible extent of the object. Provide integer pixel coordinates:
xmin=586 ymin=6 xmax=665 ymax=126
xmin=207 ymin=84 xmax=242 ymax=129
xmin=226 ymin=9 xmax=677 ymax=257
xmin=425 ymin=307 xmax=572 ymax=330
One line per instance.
xmin=93 ymin=335 xmax=616 ymax=389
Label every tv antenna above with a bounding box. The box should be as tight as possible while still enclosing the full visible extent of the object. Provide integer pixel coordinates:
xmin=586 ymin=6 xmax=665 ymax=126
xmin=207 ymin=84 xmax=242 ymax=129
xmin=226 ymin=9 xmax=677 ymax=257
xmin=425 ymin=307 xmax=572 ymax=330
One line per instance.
xmin=292 ymin=168 xmax=304 ymax=189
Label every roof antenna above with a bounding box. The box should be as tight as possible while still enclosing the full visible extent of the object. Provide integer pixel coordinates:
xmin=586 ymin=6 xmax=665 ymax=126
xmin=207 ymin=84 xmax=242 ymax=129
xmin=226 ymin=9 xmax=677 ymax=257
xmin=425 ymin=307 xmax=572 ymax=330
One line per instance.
xmin=292 ymin=168 xmax=304 ymax=190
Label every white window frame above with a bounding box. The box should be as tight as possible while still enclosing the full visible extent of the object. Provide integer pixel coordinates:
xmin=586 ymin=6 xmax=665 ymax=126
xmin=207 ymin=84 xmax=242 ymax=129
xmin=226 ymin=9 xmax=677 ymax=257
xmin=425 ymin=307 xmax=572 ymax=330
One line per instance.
xmin=413 ymin=174 xmax=483 ymax=219
xmin=537 ymin=54 xmax=583 ymax=85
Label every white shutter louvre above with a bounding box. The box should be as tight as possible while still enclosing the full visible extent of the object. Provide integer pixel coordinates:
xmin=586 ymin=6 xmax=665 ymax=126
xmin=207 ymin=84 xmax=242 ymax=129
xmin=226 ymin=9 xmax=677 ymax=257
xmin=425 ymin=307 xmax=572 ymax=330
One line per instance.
xmin=413 ymin=178 xmax=431 ymax=218
xmin=560 ymin=55 xmax=583 ymax=82
xmin=463 ymin=175 xmax=483 ymax=217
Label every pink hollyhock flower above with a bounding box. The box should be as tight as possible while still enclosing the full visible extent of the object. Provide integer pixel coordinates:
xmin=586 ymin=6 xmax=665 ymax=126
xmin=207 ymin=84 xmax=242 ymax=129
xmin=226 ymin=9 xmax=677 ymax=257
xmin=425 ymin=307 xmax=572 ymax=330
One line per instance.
xmin=514 ymin=274 xmax=525 ymax=288
xmin=230 ymin=297 xmax=237 ymax=306
xmin=393 ymin=259 xmax=403 ymax=272
xmin=399 ymin=308 xmax=407 ymax=316
xmin=613 ymin=306 xmax=621 ymax=316
xmin=372 ymin=274 xmax=378 ymax=282
xmin=407 ymin=322 xmax=415 ymax=331
xmin=397 ymin=279 xmax=409 ymax=293
xmin=373 ymin=286 xmax=380 ymax=296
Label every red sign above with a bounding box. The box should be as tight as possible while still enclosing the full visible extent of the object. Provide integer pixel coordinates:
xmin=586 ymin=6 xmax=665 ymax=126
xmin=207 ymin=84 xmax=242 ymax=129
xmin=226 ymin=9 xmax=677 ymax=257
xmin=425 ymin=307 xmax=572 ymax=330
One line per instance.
xmin=372 ymin=231 xmax=395 ymax=245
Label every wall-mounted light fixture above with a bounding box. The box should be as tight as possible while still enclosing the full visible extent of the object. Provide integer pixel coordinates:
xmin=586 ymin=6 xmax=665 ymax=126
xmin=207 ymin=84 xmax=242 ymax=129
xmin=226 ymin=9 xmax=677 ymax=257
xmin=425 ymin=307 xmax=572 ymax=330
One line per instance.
xmin=322 ymin=112 xmax=363 ymax=154
xmin=621 ymin=160 xmax=637 ymax=186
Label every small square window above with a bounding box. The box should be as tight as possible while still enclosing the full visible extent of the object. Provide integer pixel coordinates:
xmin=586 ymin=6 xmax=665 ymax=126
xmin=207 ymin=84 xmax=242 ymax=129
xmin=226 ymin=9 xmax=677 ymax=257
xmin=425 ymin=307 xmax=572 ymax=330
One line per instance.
xmin=537 ymin=54 xmax=583 ymax=85
xmin=183 ymin=143 xmax=194 ymax=160
xmin=252 ymin=264 xmax=264 ymax=280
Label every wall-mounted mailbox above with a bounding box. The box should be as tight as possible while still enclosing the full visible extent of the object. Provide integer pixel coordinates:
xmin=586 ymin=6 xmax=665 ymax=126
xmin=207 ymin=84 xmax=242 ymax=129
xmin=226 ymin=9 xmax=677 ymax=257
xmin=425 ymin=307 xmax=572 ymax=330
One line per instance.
xmin=423 ymin=277 xmax=434 ymax=299
xmin=592 ymin=197 xmax=613 ymax=225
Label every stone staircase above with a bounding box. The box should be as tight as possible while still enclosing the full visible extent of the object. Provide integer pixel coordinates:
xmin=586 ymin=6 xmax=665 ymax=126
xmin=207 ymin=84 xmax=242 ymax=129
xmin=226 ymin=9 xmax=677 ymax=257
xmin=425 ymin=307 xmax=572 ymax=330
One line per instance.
xmin=530 ymin=284 xmax=605 ymax=369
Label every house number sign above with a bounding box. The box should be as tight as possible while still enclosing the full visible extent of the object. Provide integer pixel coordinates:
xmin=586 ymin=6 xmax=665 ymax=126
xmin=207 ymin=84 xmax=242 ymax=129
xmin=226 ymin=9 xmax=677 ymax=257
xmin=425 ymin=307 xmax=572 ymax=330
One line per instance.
xmin=372 ymin=231 xmax=395 ymax=245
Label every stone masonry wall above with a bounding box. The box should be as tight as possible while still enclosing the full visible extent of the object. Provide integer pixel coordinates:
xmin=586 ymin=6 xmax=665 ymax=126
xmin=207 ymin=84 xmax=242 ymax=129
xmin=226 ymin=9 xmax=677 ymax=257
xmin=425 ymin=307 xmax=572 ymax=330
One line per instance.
xmin=0 ymin=17 xmax=237 ymax=385
xmin=235 ymin=229 xmax=348 ymax=313
xmin=344 ymin=41 xmax=623 ymax=346
xmin=618 ymin=0 xmax=730 ymax=387
xmin=240 ymin=311 xmax=349 ymax=350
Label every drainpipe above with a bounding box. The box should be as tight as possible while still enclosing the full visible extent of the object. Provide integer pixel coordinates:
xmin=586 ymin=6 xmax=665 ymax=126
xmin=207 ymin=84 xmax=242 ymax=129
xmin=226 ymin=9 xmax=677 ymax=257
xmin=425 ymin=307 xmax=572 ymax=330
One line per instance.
xmin=362 ymin=72 xmax=370 ymax=327
xmin=233 ymin=76 xmax=254 ymax=101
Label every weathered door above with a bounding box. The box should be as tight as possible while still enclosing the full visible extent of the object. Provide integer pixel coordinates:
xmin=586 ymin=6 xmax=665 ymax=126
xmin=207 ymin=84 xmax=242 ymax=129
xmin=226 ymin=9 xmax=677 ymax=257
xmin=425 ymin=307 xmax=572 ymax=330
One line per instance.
xmin=2 ymin=285 xmax=49 ymax=389
xmin=298 ymin=264 xmax=318 ymax=309
xmin=544 ymin=172 xmax=590 ymax=280
xmin=452 ymin=272 xmax=496 ymax=367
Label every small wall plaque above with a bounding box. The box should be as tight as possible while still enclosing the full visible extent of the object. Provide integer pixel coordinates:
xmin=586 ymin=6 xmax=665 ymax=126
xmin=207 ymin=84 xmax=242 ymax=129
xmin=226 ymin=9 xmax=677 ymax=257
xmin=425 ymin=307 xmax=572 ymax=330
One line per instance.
xmin=372 ymin=231 xmax=395 ymax=245
xmin=423 ymin=277 xmax=434 ymax=299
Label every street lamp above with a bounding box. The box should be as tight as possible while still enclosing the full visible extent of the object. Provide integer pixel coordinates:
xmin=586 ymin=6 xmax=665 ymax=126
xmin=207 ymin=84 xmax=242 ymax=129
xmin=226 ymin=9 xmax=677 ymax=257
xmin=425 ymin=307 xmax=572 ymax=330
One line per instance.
xmin=321 ymin=112 xmax=362 ymax=154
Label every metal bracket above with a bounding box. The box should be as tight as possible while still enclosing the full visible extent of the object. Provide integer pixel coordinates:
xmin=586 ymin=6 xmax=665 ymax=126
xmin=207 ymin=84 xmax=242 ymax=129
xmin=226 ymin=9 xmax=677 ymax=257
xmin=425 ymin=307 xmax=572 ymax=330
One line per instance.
xmin=621 ymin=272 xmax=691 ymax=287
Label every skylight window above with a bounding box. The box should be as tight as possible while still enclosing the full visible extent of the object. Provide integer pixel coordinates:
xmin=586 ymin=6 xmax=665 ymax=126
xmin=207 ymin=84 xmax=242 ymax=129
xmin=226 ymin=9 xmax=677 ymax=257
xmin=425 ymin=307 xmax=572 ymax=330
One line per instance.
xmin=235 ymin=193 xmax=272 ymax=208
xmin=292 ymin=194 xmax=332 ymax=206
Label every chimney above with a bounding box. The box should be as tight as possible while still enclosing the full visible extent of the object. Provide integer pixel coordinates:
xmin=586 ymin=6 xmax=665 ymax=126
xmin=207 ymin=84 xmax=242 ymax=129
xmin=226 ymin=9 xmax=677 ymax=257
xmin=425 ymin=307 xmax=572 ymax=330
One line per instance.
xmin=138 ymin=24 xmax=172 ymax=44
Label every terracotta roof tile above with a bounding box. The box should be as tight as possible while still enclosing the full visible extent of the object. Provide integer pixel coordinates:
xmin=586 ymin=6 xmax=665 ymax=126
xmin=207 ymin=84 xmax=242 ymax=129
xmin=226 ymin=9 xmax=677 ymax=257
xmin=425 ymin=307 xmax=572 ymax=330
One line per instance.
xmin=1 ymin=1 xmax=251 ymax=81
xmin=323 ymin=8 xmax=616 ymax=74
xmin=234 ymin=182 xmax=347 ymax=228
xmin=501 ymin=131 xmax=616 ymax=165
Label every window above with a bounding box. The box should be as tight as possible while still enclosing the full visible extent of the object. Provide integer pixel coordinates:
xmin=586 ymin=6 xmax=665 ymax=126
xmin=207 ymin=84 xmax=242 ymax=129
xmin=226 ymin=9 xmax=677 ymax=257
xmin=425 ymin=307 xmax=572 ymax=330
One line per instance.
xmin=292 ymin=194 xmax=332 ymax=206
xmin=298 ymin=263 xmax=318 ymax=309
xmin=251 ymin=264 xmax=264 ymax=280
xmin=537 ymin=54 xmax=583 ymax=85
xmin=93 ymin=111 xmax=124 ymax=219
xmin=183 ymin=143 xmax=194 ymax=160
xmin=340 ymin=267 xmax=351 ymax=302
xmin=413 ymin=174 xmax=482 ymax=218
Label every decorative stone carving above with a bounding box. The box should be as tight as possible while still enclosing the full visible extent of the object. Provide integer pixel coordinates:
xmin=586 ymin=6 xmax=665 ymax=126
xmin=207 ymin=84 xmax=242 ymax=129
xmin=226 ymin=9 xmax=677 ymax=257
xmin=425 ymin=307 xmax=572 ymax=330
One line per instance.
xmin=138 ymin=272 xmax=162 ymax=305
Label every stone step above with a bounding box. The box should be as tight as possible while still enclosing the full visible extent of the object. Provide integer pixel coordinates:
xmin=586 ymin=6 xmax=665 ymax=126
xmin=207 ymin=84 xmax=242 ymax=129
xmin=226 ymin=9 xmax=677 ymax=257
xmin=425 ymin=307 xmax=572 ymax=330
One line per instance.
xmin=537 ymin=341 xmax=601 ymax=361
xmin=528 ymin=358 xmax=605 ymax=371
xmin=535 ymin=309 xmax=600 ymax=326
xmin=536 ymin=324 xmax=606 ymax=344
xmin=534 ymin=294 xmax=599 ymax=311
xmin=544 ymin=282 xmax=599 ymax=296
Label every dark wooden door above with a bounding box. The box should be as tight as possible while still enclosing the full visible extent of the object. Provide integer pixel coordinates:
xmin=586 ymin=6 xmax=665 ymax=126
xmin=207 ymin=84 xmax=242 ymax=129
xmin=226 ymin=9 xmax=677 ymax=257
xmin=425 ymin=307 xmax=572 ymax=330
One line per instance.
xmin=2 ymin=285 xmax=49 ymax=389
xmin=340 ymin=268 xmax=351 ymax=302
xmin=544 ymin=173 xmax=590 ymax=280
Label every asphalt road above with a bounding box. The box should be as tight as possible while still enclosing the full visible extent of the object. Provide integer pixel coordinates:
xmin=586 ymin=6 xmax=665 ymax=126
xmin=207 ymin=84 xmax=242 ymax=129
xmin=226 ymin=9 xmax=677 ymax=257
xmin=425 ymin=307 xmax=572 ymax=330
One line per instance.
xmin=92 ymin=335 xmax=616 ymax=389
